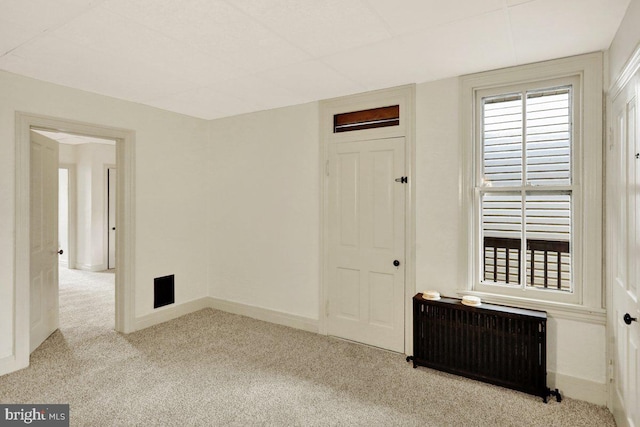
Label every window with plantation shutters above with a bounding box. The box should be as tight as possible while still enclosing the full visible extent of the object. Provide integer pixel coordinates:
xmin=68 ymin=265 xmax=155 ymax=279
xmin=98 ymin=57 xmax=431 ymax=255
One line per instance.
xmin=462 ymin=53 xmax=603 ymax=313
xmin=478 ymin=85 xmax=574 ymax=293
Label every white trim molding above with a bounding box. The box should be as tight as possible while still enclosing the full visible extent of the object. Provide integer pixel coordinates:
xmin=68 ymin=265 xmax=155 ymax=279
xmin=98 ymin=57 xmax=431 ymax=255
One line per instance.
xmin=0 ymin=355 xmax=19 ymax=376
xmin=135 ymin=298 xmax=212 ymax=331
xmin=7 ymin=113 xmax=136 ymax=377
xmin=208 ymin=297 xmax=319 ymax=334
xmin=610 ymin=41 xmax=640 ymax=99
xmin=455 ymin=289 xmax=606 ymax=325
xmin=459 ymin=52 xmax=604 ymax=319
xmin=134 ymin=297 xmax=319 ymax=335
xmin=548 ymin=371 xmax=607 ymax=405
xmin=132 ymin=294 xmax=605 ymax=405
xmin=75 ymin=263 xmax=109 ymax=272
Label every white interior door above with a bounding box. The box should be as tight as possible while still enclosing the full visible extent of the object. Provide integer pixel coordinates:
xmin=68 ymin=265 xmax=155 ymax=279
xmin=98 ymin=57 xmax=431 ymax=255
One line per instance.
xmin=108 ymin=167 xmax=116 ymax=269
xmin=327 ymin=137 xmax=405 ymax=352
xmin=30 ymin=130 xmax=59 ymax=353
xmin=610 ymin=73 xmax=640 ymax=427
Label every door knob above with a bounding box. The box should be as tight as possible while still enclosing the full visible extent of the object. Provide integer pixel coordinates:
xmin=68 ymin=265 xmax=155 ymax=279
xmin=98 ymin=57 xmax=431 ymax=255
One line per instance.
xmin=393 ymin=260 xmax=400 ymax=267
xmin=111 ymin=227 xmax=116 ymax=230
xmin=58 ymin=249 xmax=64 ymax=255
xmin=624 ymin=313 xmax=638 ymax=325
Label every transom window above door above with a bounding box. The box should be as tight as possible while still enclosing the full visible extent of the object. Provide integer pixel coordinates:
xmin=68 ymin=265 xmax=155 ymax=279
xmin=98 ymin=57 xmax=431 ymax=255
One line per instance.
xmin=333 ymin=105 xmax=399 ymax=133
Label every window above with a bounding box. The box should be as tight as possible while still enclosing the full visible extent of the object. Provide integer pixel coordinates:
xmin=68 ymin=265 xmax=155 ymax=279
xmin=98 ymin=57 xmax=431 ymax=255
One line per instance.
xmin=333 ymin=105 xmax=400 ymax=133
xmin=460 ymin=53 xmax=603 ymax=313
xmin=480 ymin=84 xmax=574 ymax=293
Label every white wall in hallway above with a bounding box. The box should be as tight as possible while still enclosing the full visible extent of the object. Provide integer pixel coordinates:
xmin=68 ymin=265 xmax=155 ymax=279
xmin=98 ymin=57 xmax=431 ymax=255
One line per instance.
xmin=58 ymin=143 xmax=115 ymax=271
xmin=58 ymin=168 xmax=69 ymax=267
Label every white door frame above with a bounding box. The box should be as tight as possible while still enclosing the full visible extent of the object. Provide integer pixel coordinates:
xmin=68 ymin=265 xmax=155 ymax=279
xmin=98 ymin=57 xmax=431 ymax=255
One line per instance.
xmin=319 ymin=85 xmax=416 ymax=354
xmin=13 ymin=112 xmax=136 ymax=373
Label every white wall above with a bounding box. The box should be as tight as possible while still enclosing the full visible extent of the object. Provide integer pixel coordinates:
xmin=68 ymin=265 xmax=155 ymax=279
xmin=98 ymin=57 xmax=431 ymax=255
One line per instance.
xmin=78 ymin=143 xmax=115 ymax=271
xmin=0 ymin=70 xmax=210 ymax=363
xmin=609 ymin=0 xmax=640 ymax=85
xmin=415 ymin=78 xmax=460 ymax=295
xmin=59 ymin=143 xmax=115 ymax=271
xmin=207 ymin=103 xmax=320 ymax=321
xmin=204 ymin=76 xmax=607 ymax=403
xmin=414 ymin=78 xmax=606 ymax=403
xmin=58 ymin=168 xmax=69 ymax=267
xmin=0 ymin=46 xmax=618 ymax=404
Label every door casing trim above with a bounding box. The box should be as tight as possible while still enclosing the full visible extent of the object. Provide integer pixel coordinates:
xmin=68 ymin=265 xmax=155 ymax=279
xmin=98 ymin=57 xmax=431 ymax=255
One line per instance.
xmin=12 ymin=112 xmax=136 ymax=374
xmin=319 ymin=85 xmax=416 ymax=354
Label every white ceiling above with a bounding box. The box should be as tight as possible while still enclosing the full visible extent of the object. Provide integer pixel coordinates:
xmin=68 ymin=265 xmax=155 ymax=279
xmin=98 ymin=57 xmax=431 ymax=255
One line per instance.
xmin=0 ymin=0 xmax=631 ymax=120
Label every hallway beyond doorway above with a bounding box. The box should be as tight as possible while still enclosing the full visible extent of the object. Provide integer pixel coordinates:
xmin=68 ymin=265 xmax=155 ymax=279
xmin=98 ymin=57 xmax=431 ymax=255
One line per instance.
xmin=59 ymin=267 xmax=114 ymax=331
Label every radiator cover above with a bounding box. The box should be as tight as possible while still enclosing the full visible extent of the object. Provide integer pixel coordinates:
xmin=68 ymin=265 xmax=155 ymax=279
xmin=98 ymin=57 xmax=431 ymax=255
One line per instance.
xmin=408 ymin=294 xmax=560 ymax=402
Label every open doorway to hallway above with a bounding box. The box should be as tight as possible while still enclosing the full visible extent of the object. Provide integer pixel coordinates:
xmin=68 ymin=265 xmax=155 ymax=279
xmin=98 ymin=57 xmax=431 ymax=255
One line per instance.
xmin=11 ymin=112 xmax=135 ymax=376
xmin=33 ymin=129 xmax=117 ymax=338
xmin=59 ymin=268 xmax=115 ymax=331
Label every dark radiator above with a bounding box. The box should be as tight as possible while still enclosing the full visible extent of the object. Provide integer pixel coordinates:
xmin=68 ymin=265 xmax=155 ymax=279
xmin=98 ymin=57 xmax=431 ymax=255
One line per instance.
xmin=407 ymin=294 xmax=561 ymax=402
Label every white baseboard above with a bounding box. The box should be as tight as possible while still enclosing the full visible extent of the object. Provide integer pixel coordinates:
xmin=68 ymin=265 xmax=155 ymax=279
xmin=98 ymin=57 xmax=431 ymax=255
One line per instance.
xmin=4 ymin=296 xmax=607 ymax=408
xmin=134 ymin=297 xmax=211 ymax=331
xmin=137 ymin=296 xmax=612 ymax=408
xmin=0 ymin=354 xmax=28 ymax=377
xmin=547 ymin=371 xmax=607 ymax=405
xmin=207 ymin=297 xmax=319 ymax=334
xmin=133 ymin=296 xmax=319 ymax=335
xmin=75 ymin=263 xmax=107 ymax=272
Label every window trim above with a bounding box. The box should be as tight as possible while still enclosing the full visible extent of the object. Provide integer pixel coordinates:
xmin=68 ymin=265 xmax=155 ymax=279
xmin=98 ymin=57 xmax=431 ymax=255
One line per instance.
xmin=459 ymin=53 xmax=604 ymax=322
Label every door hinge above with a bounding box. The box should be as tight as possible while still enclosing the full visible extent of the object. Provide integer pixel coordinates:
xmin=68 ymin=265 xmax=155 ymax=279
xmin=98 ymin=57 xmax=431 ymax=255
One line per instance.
xmin=325 ymin=300 xmax=330 ymax=317
xmin=395 ymin=176 xmax=408 ymax=183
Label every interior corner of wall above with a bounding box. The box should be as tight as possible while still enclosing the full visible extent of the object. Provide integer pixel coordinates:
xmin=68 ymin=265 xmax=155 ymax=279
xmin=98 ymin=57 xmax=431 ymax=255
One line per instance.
xmin=547 ymin=371 xmax=607 ymax=405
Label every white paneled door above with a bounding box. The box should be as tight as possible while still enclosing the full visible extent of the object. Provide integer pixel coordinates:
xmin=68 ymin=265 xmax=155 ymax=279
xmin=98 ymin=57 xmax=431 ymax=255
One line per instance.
xmin=610 ymin=72 xmax=640 ymax=427
xmin=327 ymin=137 xmax=405 ymax=352
xmin=30 ymin=130 xmax=60 ymax=353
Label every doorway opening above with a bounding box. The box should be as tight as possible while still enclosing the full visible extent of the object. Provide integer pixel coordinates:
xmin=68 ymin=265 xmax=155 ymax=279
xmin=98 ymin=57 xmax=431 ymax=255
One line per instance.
xmin=13 ymin=113 xmax=135 ymax=374
xmin=52 ymin=131 xmax=117 ymax=332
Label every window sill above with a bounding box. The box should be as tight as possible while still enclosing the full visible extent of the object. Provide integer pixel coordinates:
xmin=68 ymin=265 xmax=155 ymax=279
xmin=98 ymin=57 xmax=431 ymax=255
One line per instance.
xmin=455 ymin=289 xmax=606 ymax=325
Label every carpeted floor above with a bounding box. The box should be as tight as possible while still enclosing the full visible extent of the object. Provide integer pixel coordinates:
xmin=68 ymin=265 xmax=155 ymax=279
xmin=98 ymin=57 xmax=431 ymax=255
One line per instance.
xmin=0 ymin=268 xmax=616 ymax=426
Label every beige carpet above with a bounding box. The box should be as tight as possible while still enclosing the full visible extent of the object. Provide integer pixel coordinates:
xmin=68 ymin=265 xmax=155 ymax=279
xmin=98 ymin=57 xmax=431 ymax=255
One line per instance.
xmin=0 ymin=268 xmax=616 ymax=426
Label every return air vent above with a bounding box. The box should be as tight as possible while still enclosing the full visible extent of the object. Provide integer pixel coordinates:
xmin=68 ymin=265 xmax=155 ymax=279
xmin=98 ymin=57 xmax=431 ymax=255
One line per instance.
xmin=154 ymin=275 xmax=175 ymax=309
xmin=333 ymin=105 xmax=399 ymax=133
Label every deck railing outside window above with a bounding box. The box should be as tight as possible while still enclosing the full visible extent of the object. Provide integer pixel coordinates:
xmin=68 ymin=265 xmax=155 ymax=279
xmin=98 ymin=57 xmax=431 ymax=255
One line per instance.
xmin=483 ymin=236 xmax=571 ymax=291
